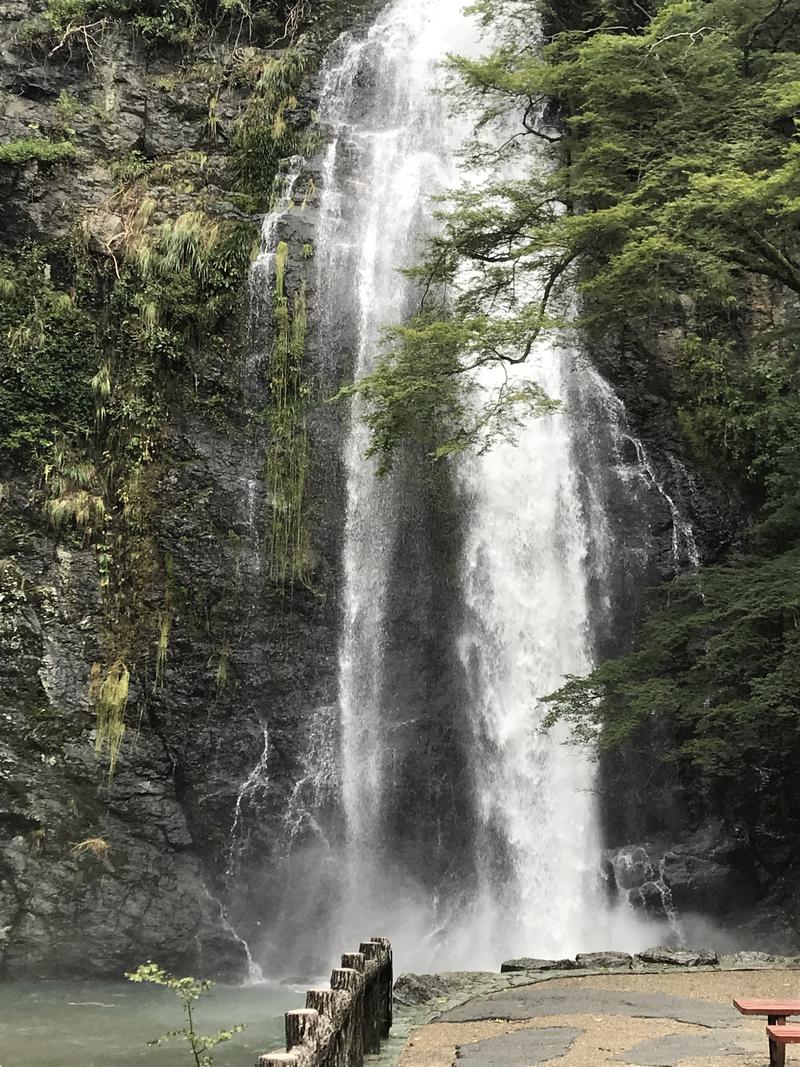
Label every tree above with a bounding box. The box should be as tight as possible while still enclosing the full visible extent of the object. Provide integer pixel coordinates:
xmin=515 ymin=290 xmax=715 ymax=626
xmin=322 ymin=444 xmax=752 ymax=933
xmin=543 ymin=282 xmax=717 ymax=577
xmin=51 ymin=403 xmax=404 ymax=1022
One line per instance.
xmin=344 ymin=0 xmax=800 ymax=466
xmin=126 ymin=962 xmax=245 ymax=1067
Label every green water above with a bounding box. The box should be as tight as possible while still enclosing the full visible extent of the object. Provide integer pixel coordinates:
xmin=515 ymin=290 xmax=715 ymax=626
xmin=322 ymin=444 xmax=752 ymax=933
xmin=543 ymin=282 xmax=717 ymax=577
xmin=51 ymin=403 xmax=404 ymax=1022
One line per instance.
xmin=0 ymin=980 xmax=301 ymax=1067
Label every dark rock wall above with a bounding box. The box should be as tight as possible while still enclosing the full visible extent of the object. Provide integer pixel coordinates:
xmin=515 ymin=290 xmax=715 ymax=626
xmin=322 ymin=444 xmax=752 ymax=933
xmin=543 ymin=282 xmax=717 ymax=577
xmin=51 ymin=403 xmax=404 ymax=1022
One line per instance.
xmin=0 ymin=1 xmax=348 ymax=978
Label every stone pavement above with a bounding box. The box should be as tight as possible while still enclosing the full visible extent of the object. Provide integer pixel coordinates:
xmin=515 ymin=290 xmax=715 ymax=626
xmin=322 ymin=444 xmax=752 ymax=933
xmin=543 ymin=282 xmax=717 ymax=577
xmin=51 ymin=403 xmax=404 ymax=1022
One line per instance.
xmin=396 ymin=970 xmax=800 ymax=1066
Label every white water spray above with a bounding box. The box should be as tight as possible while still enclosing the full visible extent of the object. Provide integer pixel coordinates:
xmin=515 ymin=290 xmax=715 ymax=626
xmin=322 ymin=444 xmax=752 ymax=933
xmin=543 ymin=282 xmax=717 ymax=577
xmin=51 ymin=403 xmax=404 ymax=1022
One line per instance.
xmin=457 ymin=347 xmax=604 ymax=959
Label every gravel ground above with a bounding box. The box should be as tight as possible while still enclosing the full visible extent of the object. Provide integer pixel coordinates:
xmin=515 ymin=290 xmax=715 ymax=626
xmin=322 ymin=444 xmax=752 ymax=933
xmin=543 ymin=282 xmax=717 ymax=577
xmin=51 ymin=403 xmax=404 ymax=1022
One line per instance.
xmin=397 ymin=969 xmax=800 ymax=1066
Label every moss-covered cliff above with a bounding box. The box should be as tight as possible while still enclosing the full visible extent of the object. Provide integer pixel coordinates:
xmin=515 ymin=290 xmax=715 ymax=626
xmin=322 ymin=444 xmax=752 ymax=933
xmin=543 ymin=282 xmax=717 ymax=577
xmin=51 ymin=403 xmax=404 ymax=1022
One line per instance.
xmin=0 ymin=0 xmax=375 ymax=979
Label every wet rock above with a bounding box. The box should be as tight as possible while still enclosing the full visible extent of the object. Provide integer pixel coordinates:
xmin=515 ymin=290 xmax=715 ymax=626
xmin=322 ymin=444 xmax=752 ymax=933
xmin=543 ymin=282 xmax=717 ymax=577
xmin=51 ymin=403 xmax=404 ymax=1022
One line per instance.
xmin=660 ymin=849 xmax=745 ymax=913
xmin=635 ymin=946 xmax=719 ymax=967
xmin=720 ymin=951 xmax=800 ymax=969
xmin=501 ymin=958 xmax=576 ymax=973
xmin=628 ymin=880 xmax=670 ymax=919
xmin=574 ymin=951 xmax=633 ymax=969
xmin=610 ymin=846 xmax=651 ymax=891
xmin=393 ymin=973 xmax=451 ymax=1006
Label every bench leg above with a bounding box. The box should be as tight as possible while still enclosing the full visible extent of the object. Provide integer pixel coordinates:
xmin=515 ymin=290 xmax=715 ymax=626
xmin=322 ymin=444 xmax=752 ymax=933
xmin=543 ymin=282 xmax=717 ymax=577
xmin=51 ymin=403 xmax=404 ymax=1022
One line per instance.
xmin=768 ymin=1015 xmax=786 ymax=1067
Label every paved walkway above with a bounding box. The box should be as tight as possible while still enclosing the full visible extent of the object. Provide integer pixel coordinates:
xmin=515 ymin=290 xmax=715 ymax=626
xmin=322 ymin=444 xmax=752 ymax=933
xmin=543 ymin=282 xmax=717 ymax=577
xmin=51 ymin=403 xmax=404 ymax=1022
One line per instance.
xmin=397 ymin=970 xmax=800 ymax=1066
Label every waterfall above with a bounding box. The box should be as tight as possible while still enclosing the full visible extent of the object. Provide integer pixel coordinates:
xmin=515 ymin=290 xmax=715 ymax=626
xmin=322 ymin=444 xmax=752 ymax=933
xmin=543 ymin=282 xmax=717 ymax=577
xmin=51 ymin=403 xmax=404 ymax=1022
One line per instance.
xmin=315 ymin=0 xmax=481 ymax=946
xmin=457 ymin=346 xmax=604 ymax=959
xmin=271 ymin=0 xmax=664 ymax=971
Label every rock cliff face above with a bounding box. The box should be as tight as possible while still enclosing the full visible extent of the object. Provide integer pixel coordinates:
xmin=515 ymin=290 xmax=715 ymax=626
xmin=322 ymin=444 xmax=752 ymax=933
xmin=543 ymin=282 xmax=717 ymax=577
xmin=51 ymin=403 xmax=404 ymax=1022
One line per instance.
xmin=0 ymin=0 xmax=787 ymax=981
xmin=0 ymin=0 xmax=376 ymax=978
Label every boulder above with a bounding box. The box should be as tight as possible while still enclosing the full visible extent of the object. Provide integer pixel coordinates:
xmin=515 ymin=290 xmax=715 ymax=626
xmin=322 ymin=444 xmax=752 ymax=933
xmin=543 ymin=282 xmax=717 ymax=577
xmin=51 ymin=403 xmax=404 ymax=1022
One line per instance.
xmin=636 ymin=946 xmax=719 ymax=967
xmin=393 ymin=973 xmax=450 ymax=1006
xmin=609 ymin=846 xmax=652 ymax=890
xmin=628 ymin=880 xmax=670 ymax=918
xmin=574 ymin=951 xmax=633 ymax=969
xmin=500 ymin=958 xmax=576 ymax=973
xmin=660 ymin=851 xmax=735 ymax=912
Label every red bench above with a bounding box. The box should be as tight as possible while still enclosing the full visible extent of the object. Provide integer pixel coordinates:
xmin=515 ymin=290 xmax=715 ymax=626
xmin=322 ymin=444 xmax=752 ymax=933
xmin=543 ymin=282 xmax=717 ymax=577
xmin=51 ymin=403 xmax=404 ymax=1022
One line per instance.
xmin=766 ymin=1025 xmax=800 ymax=1066
xmin=733 ymin=999 xmax=800 ymax=1067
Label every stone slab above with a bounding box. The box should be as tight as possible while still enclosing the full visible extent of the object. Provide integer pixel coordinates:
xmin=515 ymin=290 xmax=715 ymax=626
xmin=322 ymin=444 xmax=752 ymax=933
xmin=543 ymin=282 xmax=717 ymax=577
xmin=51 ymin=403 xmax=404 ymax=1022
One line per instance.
xmin=439 ymin=987 xmax=734 ymax=1028
xmin=575 ymin=952 xmax=633 ymax=969
xmin=456 ymin=1026 xmax=582 ymax=1065
xmin=500 ymin=958 xmax=576 ymax=973
xmin=617 ymin=1032 xmax=747 ymax=1065
xmin=635 ymin=947 xmax=719 ymax=967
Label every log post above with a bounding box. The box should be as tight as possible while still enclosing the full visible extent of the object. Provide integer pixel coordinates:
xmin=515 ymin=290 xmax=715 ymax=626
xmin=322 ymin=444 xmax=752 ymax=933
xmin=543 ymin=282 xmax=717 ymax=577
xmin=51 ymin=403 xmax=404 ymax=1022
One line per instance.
xmin=331 ymin=967 xmax=364 ymax=1067
xmin=341 ymin=952 xmax=366 ymax=973
xmin=256 ymin=1054 xmax=299 ymax=1066
xmin=307 ymin=988 xmax=347 ymax=1067
xmin=286 ymin=1008 xmax=320 ymax=1053
xmin=306 ymin=988 xmax=338 ymax=1016
xmin=361 ymin=938 xmax=392 ymax=1037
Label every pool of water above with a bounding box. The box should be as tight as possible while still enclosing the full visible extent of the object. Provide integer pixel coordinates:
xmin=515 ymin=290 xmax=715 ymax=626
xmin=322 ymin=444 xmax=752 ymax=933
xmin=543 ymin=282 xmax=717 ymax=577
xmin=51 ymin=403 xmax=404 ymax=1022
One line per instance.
xmin=0 ymin=980 xmax=302 ymax=1067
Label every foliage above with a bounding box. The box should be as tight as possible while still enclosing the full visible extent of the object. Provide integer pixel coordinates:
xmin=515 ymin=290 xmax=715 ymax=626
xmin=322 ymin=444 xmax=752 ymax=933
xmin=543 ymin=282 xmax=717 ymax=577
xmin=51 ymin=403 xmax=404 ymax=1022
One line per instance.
xmin=545 ymin=525 xmax=800 ymax=829
xmin=126 ymin=962 xmax=245 ymax=1067
xmin=337 ymin=312 xmax=560 ymax=473
xmin=346 ymin=0 xmax=800 ymax=461
xmin=42 ymin=0 xmax=325 ymax=47
xmin=0 ymin=137 xmax=78 ymax=166
xmin=43 ymin=441 xmax=106 ymax=540
xmin=70 ymin=836 xmax=110 ymax=858
xmin=0 ymin=244 xmax=98 ymax=463
xmin=233 ymin=42 xmax=318 ymax=203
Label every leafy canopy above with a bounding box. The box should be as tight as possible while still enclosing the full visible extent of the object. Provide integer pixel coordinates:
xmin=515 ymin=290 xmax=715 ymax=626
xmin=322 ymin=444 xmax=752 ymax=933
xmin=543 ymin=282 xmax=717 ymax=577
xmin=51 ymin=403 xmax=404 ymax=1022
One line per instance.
xmin=344 ymin=0 xmax=800 ymax=464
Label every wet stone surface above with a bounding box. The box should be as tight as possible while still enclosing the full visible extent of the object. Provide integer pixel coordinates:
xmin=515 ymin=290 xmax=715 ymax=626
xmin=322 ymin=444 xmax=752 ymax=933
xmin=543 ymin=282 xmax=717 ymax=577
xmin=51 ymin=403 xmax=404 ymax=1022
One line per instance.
xmin=439 ymin=987 xmax=735 ymax=1028
xmin=456 ymin=1026 xmax=583 ymax=1065
xmin=616 ymin=1032 xmax=748 ymax=1064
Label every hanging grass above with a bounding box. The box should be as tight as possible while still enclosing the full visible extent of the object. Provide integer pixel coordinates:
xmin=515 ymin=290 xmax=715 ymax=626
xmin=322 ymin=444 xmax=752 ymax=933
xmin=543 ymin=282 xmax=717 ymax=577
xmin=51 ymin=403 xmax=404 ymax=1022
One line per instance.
xmin=43 ymin=441 xmax=107 ymax=541
xmin=233 ymin=42 xmax=318 ymax=203
xmin=70 ymin=836 xmax=110 ymax=859
xmin=89 ymin=660 xmax=129 ymax=776
xmin=155 ymin=609 xmax=173 ymax=687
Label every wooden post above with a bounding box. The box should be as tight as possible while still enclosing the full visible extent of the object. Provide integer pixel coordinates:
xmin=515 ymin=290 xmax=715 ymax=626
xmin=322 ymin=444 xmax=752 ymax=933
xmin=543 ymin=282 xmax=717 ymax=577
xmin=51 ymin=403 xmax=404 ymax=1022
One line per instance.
xmin=361 ymin=938 xmax=392 ymax=1036
xmin=331 ymin=967 xmax=364 ymax=1067
xmin=342 ymin=952 xmax=366 ymax=973
xmin=306 ymin=987 xmax=338 ymax=1018
xmin=286 ymin=1008 xmax=320 ymax=1052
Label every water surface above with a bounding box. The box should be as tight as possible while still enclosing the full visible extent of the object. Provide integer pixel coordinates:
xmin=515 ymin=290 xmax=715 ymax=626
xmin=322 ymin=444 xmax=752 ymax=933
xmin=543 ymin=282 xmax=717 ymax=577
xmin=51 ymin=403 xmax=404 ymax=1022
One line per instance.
xmin=0 ymin=980 xmax=298 ymax=1067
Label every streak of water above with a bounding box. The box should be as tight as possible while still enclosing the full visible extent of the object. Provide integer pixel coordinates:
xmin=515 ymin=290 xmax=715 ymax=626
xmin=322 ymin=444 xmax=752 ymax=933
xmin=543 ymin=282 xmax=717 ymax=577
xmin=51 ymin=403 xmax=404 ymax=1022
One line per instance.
xmin=227 ymin=725 xmax=271 ymax=878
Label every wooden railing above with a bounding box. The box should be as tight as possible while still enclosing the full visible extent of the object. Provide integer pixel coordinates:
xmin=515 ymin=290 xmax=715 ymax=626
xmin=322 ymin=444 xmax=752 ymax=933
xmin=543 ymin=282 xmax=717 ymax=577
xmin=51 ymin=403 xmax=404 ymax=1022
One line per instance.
xmin=256 ymin=938 xmax=393 ymax=1067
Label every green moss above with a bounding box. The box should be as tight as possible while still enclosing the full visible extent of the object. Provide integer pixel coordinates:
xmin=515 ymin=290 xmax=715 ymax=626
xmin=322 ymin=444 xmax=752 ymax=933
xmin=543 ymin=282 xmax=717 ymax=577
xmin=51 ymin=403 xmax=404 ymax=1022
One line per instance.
xmin=0 ymin=138 xmax=78 ymax=166
xmin=0 ymin=243 xmax=99 ymax=464
xmin=233 ymin=43 xmax=318 ymax=204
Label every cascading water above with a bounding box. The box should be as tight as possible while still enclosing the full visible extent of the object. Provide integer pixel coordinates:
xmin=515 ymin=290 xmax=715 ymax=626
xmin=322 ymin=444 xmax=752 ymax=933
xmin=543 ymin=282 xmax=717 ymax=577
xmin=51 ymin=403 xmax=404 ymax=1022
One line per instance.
xmin=457 ymin=346 xmax=605 ymax=959
xmin=254 ymin=0 xmax=688 ymax=972
xmin=314 ymin=0 xmax=484 ymax=951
